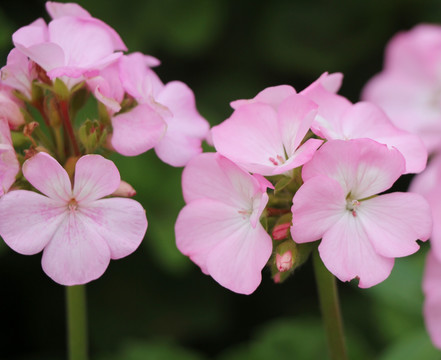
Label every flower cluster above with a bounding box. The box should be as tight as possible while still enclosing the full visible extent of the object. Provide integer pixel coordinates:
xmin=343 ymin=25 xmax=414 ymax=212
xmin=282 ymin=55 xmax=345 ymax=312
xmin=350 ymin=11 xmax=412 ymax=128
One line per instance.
xmin=175 ymin=72 xmax=432 ymax=294
xmin=363 ymin=24 xmax=441 ymax=349
xmin=0 ymin=2 xmax=209 ymax=285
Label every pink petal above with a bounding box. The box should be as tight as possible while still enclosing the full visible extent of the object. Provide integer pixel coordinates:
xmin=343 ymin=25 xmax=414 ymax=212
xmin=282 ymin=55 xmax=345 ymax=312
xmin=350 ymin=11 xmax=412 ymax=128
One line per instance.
xmin=423 ymin=251 xmax=441 ymax=349
xmin=46 ymin=2 xmax=92 ymax=19
xmin=291 ymin=176 xmax=346 ymax=244
xmin=41 ymin=211 xmax=111 ymax=285
xmin=79 ymin=198 xmax=147 ymax=259
xmin=302 ymin=139 xmax=406 ymax=199
xmin=23 ymin=152 xmax=72 ymax=202
xmin=12 ymin=18 xmax=48 ymax=48
xmin=73 ymin=155 xmax=121 ymax=203
xmin=230 ymin=85 xmax=296 ymax=110
xmin=358 ymin=193 xmax=431 ymax=257
xmin=111 ymin=103 xmax=167 ymax=156
xmin=16 ymin=42 xmax=65 ymax=74
xmin=1 ymin=48 xmax=34 ymax=99
xmin=300 ymin=72 xmax=343 ymax=96
xmin=319 ymin=212 xmax=394 ymax=288
xmin=212 ymin=102 xmax=285 ymax=175
xmin=181 ymin=153 xmax=263 ymax=209
xmin=0 ymin=190 xmax=67 ymax=255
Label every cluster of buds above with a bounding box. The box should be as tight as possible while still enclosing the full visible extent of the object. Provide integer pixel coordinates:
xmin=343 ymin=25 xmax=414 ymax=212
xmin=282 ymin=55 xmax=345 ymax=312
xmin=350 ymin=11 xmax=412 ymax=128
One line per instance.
xmin=175 ymin=72 xmax=432 ymax=294
xmin=0 ymin=2 xmax=209 ymax=285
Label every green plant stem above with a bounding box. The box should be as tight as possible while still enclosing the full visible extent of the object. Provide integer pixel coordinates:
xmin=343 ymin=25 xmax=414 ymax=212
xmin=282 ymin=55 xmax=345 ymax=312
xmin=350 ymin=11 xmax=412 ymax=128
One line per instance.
xmin=66 ymin=285 xmax=88 ymax=360
xmin=59 ymin=99 xmax=80 ymax=157
xmin=312 ymin=249 xmax=348 ymax=360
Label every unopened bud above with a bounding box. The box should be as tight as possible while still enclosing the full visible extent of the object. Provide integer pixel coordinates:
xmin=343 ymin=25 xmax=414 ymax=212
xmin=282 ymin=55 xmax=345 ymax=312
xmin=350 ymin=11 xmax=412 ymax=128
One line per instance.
xmin=112 ymin=180 xmax=136 ymax=197
xmin=276 ymin=251 xmax=293 ymax=272
xmin=272 ymin=222 xmax=290 ymax=241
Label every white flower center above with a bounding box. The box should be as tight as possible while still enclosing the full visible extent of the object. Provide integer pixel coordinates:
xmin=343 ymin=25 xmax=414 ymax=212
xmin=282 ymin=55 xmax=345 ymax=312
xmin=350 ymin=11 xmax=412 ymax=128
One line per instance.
xmin=346 ymin=198 xmax=360 ymax=217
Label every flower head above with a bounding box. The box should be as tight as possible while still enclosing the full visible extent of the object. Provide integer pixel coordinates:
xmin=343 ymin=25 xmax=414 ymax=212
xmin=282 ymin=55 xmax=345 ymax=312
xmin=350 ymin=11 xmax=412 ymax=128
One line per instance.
xmin=0 ymin=152 xmax=147 ymax=285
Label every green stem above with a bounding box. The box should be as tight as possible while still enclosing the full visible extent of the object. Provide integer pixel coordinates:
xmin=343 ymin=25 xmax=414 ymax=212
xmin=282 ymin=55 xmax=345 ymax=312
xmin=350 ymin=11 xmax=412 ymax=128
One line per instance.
xmin=59 ymin=99 xmax=80 ymax=157
xmin=312 ymin=249 xmax=348 ymax=360
xmin=66 ymin=285 xmax=88 ymax=360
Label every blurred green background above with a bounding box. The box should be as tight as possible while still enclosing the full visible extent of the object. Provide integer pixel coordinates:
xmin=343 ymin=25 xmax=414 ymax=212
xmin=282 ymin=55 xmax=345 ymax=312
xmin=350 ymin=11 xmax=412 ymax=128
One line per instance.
xmin=0 ymin=0 xmax=441 ymax=359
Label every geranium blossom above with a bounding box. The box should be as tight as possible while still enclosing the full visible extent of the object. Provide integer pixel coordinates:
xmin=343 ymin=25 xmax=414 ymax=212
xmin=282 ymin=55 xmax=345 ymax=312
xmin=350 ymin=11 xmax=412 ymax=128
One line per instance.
xmin=291 ymin=139 xmax=431 ymax=287
xmin=423 ymin=250 xmax=441 ymax=349
xmin=175 ymin=152 xmax=272 ymax=294
xmin=0 ymin=118 xmax=19 ymax=195
xmin=0 ymin=152 xmax=147 ymax=285
xmin=362 ymin=24 xmax=441 ymax=153
xmin=212 ymin=93 xmax=322 ymax=176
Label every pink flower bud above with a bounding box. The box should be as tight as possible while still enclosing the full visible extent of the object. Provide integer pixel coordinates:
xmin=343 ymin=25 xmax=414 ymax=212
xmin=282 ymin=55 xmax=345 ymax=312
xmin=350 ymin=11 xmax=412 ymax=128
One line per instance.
xmin=276 ymin=251 xmax=293 ymax=272
xmin=272 ymin=222 xmax=290 ymax=241
xmin=112 ymin=180 xmax=136 ymax=197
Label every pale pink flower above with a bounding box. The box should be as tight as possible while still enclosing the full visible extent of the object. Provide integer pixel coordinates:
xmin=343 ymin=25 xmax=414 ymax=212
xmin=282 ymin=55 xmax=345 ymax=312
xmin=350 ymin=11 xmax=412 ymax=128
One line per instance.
xmin=111 ymin=53 xmax=209 ymax=166
xmin=1 ymin=48 xmax=36 ymax=99
xmin=302 ymin=78 xmax=427 ymax=174
xmin=423 ymin=250 xmax=441 ymax=349
xmin=212 ymin=93 xmax=323 ymax=176
xmin=0 ymin=118 xmax=19 ymax=195
xmin=175 ymin=153 xmax=272 ymax=294
xmin=0 ymin=86 xmax=25 ymax=129
xmin=362 ymin=24 xmax=441 ymax=153
xmin=0 ymin=152 xmax=147 ymax=285
xmin=291 ymin=139 xmax=432 ymax=287
xmin=12 ymin=3 xmax=126 ymax=89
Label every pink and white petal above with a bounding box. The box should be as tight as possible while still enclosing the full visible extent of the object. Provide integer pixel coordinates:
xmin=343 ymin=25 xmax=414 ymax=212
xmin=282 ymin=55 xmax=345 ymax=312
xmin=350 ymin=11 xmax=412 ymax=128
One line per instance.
xmin=175 ymin=199 xmax=246 ymax=274
xmin=358 ymin=193 xmax=431 ymax=258
xmin=300 ymin=72 xmax=343 ymax=96
xmin=16 ymin=42 xmax=65 ymax=73
xmin=206 ymin=222 xmax=272 ymax=295
xmin=424 ymin=296 xmax=441 ymax=349
xmin=272 ymin=138 xmax=323 ymax=175
xmin=212 ymin=102 xmax=284 ymax=176
xmin=46 ymin=1 xmax=91 ymax=19
xmin=12 ymin=18 xmax=48 ymax=48
xmin=319 ymin=212 xmax=395 ymax=288
xmin=0 ymin=190 xmax=67 ymax=255
xmin=155 ymin=130 xmax=203 ymax=167
xmin=291 ymin=176 xmax=346 ymax=244
xmin=111 ymin=104 xmax=167 ymax=156
xmin=277 ymin=94 xmax=318 ymax=154
xmin=423 ymin=251 xmax=441 ymax=349
xmin=182 ymin=153 xmax=261 ymax=209
xmin=23 ymin=152 xmax=72 ymax=202
xmin=230 ymin=85 xmax=297 ymax=110
xmin=79 ymin=198 xmax=147 ymax=259
xmin=73 ymin=155 xmax=121 ymax=203
xmin=41 ymin=211 xmax=111 ymax=285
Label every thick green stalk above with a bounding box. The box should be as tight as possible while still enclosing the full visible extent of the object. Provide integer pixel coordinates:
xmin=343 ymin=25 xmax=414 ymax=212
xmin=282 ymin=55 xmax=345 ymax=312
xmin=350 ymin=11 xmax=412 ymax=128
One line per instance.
xmin=66 ymin=285 xmax=88 ymax=360
xmin=312 ymin=249 xmax=348 ymax=360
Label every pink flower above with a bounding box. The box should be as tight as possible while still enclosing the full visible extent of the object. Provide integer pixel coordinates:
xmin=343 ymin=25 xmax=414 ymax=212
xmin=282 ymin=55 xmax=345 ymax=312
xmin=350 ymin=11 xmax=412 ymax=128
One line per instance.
xmin=0 ymin=86 xmax=25 ymax=129
xmin=291 ymin=139 xmax=432 ymax=287
xmin=303 ymin=77 xmax=427 ymax=174
xmin=111 ymin=53 xmax=209 ymax=166
xmin=362 ymin=24 xmax=441 ymax=153
xmin=423 ymin=250 xmax=441 ymax=349
xmin=0 ymin=152 xmax=147 ymax=285
xmin=12 ymin=2 xmax=126 ymax=89
xmin=175 ymin=153 xmax=272 ymax=294
xmin=212 ymin=93 xmax=323 ymax=176
xmin=1 ymin=48 xmax=36 ymax=99
xmin=0 ymin=118 xmax=19 ymax=195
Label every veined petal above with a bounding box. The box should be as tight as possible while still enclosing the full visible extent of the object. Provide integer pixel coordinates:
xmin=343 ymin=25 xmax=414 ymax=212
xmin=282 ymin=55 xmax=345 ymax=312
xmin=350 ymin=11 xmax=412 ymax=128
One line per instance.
xmin=291 ymin=176 xmax=346 ymax=244
xmin=41 ymin=210 xmax=111 ymax=285
xmin=206 ymin=221 xmax=272 ymax=295
xmin=319 ymin=212 xmax=394 ymax=288
xmin=111 ymin=103 xmax=167 ymax=156
xmin=79 ymin=198 xmax=147 ymax=259
xmin=358 ymin=193 xmax=431 ymax=258
xmin=0 ymin=190 xmax=67 ymax=255
xmin=23 ymin=152 xmax=72 ymax=202
xmin=73 ymin=155 xmax=121 ymax=203
xmin=212 ymin=102 xmax=284 ymax=176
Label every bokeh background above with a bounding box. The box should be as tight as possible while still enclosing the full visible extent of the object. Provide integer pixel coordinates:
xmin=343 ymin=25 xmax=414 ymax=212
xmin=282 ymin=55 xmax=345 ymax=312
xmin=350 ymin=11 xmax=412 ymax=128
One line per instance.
xmin=0 ymin=0 xmax=440 ymax=359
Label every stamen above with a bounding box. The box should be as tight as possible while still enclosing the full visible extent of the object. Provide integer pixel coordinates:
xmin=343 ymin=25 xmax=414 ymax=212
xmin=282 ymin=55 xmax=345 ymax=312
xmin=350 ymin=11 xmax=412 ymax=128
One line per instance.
xmin=269 ymin=157 xmax=279 ymax=166
xmin=68 ymin=198 xmax=78 ymax=211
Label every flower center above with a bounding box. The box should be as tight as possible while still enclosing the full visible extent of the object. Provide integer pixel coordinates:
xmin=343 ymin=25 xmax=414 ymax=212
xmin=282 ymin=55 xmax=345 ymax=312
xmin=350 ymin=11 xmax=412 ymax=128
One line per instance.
xmin=346 ymin=198 xmax=360 ymax=217
xmin=268 ymin=154 xmax=285 ymax=166
xmin=68 ymin=198 xmax=78 ymax=211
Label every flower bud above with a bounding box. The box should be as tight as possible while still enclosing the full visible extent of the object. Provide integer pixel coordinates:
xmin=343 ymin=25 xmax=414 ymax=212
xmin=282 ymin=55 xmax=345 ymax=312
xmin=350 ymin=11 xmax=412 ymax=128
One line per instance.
xmin=272 ymin=222 xmax=290 ymax=241
xmin=112 ymin=180 xmax=136 ymax=197
xmin=276 ymin=251 xmax=293 ymax=272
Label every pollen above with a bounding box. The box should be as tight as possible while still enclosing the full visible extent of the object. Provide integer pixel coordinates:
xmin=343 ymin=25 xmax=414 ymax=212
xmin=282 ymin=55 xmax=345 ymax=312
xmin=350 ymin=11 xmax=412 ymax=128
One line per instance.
xmin=346 ymin=199 xmax=360 ymax=217
xmin=68 ymin=198 xmax=79 ymax=211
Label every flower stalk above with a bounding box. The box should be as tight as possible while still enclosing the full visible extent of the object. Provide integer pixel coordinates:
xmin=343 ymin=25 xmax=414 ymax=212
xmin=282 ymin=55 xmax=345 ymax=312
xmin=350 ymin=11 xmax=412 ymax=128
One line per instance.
xmin=312 ymin=248 xmax=348 ymax=360
xmin=66 ymin=285 xmax=88 ymax=360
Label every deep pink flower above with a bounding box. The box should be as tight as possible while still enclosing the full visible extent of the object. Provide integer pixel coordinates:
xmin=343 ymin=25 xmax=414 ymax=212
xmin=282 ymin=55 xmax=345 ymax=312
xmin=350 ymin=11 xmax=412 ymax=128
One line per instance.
xmin=423 ymin=250 xmax=441 ymax=349
xmin=0 ymin=152 xmax=147 ymax=285
xmin=212 ymin=93 xmax=323 ymax=176
xmin=291 ymin=139 xmax=432 ymax=287
xmin=302 ymin=78 xmax=427 ymax=174
xmin=175 ymin=153 xmax=272 ymax=294
xmin=0 ymin=118 xmax=19 ymax=195
xmin=362 ymin=24 xmax=441 ymax=153
xmin=12 ymin=2 xmax=126 ymax=89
